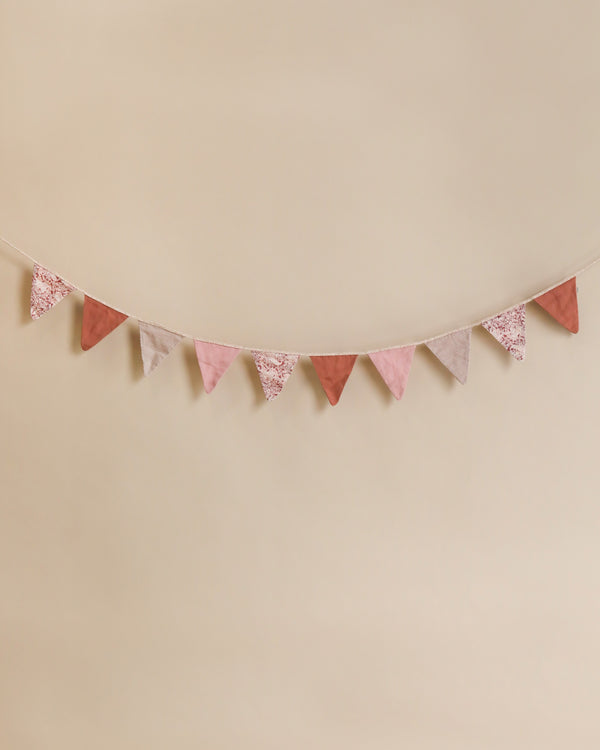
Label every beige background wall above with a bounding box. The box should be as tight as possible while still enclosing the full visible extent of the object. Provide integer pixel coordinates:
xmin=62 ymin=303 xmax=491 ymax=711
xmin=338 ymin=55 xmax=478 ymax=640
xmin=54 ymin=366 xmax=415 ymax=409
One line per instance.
xmin=1 ymin=2 xmax=600 ymax=748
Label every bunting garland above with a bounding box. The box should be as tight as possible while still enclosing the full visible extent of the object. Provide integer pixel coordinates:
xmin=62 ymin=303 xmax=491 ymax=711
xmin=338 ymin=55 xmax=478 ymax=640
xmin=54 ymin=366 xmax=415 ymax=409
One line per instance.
xmin=3 ymin=234 xmax=595 ymax=405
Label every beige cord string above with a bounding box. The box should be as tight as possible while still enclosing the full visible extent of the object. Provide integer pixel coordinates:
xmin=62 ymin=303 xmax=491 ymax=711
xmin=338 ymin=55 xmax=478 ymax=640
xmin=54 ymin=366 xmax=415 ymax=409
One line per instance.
xmin=2 ymin=233 xmax=599 ymax=356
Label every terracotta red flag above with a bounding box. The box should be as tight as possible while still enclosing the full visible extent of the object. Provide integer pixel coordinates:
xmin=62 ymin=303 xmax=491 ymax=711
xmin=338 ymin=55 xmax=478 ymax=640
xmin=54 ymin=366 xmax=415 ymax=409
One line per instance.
xmin=534 ymin=278 xmax=579 ymax=333
xmin=368 ymin=346 xmax=415 ymax=400
xmin=310 ymin=355 xmax=357 ymax=405
xmin=195 ymin=341 xmax=241 ymax=393
xmin=81 ymin=296 xmax=128 ymax=351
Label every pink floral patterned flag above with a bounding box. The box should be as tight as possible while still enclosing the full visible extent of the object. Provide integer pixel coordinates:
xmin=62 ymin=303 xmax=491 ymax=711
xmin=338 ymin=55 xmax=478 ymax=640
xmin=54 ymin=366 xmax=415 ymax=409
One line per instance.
xmin=252 ymin=351 xmax=299 ymax=401
xmin=482 ymin=304 xmax=526 ymax=361
xmin=194 ymin=341 xmax=241 ymax=393
xmin=30 ymin=264 xmax=74 ymax=320
xmin=368 ymin=346 xmax=415 ymax=400
xmin=426 ymin=329 xmax=471 ymax=384
xmin=139 ymin=322 xmax=184 ymax=376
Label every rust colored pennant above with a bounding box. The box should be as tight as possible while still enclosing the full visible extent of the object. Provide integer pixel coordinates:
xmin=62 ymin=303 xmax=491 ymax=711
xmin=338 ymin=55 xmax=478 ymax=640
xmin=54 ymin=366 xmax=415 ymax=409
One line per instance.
xmin=534 ymin=278 xmax=579 ymax=333
xmin=310 ymin=355 xmax=357 ymax=405
xmin=81 ymin=296 xmax=128 ymax=351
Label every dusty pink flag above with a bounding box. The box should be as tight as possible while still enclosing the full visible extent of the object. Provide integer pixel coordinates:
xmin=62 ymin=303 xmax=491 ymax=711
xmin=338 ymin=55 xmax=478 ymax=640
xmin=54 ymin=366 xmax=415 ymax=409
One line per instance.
xmin=482 ymin=304 xmax=526 ymax=360
xmin=30 ymin=264 xmax=73 ymax=320
xmin=252 ymin=351 xmax=299 ymax=401
xmin=194 ymin=341 xmax=241 ymax=393
xmin=368 ymin=346 xmax=415 ymax=400
xmin=426 ymin=329 xmax=471 ymax=384
xmin=139 ymin=322 xmax=183 ymax=376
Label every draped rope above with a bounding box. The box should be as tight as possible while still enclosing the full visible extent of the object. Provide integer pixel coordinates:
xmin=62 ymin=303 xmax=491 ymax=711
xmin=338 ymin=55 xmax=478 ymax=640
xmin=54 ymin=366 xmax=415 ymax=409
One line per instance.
xmin=2 ymin=233 xmax=599 ymax=355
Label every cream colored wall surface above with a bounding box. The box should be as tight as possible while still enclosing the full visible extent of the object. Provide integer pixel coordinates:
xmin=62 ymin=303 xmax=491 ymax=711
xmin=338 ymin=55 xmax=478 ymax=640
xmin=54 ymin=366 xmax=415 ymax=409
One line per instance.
xmin=1 ymin=2 xmax=600 ymax=749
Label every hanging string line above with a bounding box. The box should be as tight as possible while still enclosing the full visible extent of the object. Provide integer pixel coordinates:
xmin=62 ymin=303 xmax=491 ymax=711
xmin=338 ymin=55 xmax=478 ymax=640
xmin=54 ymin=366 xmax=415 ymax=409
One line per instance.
xmin=2 ymin=233 xmax=599 ymax=356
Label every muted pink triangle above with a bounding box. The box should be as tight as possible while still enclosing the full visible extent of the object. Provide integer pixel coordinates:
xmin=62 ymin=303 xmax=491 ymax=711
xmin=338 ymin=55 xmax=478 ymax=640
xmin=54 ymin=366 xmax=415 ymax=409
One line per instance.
xmin=368 ymin=346 xmax=415 ymax=400
xmin=194 ymin=341 xmax=241 ymax=393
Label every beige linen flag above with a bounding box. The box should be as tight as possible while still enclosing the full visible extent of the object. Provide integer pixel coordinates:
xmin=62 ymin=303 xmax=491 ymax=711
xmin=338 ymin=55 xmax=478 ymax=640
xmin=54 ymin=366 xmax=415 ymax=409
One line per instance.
xmin=139 ymin=322 xmax=184 ymax=376
xmin=426 ymin=329 xmax=471 ymax=384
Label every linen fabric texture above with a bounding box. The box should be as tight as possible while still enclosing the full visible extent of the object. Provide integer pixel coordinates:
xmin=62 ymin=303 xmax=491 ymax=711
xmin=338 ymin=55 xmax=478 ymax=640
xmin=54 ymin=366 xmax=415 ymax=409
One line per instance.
xmin=194 ymin=341 xmax=241 ymax=393
xmin=81 ymin=296 xmax=128 ymax=351
xmin=535 ymin=278 xmax=579 ymax=333
xmin=368 ymin=346 xmax=415 ymax=400
xmin=426 ymin=329 xmax=471 ymax=384
xmin=310 ymin=355 xmax=357 ymax=405
xmin=139 ymin=322 xmax=184 ymax=376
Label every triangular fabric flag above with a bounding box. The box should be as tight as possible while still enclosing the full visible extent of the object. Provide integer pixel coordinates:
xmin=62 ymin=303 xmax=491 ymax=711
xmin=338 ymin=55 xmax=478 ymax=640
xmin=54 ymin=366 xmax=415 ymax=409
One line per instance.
xmin=482 ymin=304 xmax=526 ymax=361
xmin=534 ymin=278 xmax=579 ymax=333
xmin=426 ymin=329 xmax=471 ymax=384
xmin=139 ymin=322 xmax=184 ymax=376
xmin=81 ymin=296 xmax=128 ymax=351
xmin=310 ymin=355 xmax=357 ymax=405
xmin=252 ymin=351 xmax=299 ymax=401
xmin=368 ymin=346 xmax=415 ymax=400
xmin=194 ymin=341 xmax=241 ymax=392
xmin=30 ymin=264 xmax=73 ymax=320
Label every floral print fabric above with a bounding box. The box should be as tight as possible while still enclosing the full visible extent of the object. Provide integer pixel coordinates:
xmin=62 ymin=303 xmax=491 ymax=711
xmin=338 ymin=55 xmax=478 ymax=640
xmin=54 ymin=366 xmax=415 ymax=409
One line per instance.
xmin=30 ymin=264 xmax=73 ymax=320
xmin=252 ymin=351 xmax=299 ymax=400
xmin=482 ymin=305 xmax=526 ymax=361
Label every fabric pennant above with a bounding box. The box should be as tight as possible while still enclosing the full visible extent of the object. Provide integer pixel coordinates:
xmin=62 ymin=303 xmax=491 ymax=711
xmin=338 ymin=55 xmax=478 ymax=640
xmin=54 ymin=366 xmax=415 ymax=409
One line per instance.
xmin=368 ymin=346 xmax=415 ymax=400
xmin=252 ymin=351 xmax=299 ymax=400
xmin=194 ymin=341 xmax=241 ymax=392
xmin=81 ymin=296 xmax=128 ymax=351
xmin=426 ymin=329 xmax=471 ymax=384
xmin=482 ymin=304 xmax=526 ymax=360
xmin=535 ymin=277 xmax=579 ymax=333
xmin=139 ymin=322 xmax=183 ymax=376
xmin=30 ymin=264 xmax=73 ymax=320
xmin=310 ymin=355 xmax=357 ymax=405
